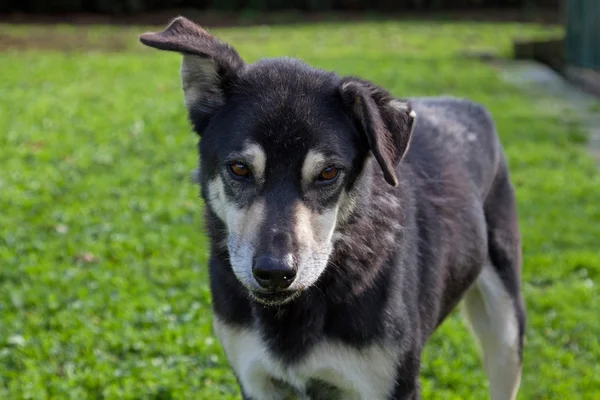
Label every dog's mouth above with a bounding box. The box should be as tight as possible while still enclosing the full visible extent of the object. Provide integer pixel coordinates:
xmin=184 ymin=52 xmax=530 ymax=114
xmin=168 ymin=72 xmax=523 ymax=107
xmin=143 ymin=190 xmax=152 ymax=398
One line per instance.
xmin=250 ymin=290 xmax=300 ymax=306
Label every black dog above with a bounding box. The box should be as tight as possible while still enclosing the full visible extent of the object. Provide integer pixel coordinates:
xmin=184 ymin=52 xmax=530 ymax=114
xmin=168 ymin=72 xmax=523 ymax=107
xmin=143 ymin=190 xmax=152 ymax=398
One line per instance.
xmin=140 ymin=17 xmax=525 ymax=400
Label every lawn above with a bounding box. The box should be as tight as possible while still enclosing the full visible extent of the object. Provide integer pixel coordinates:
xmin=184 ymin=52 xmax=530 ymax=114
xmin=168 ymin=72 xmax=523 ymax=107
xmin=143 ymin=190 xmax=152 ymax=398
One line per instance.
xmin=1 ymin=19 xmax=599 ymax=400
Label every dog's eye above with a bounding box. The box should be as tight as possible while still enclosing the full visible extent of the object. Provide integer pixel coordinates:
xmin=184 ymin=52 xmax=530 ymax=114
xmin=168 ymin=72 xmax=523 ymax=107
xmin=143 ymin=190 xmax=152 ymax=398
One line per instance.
xmin=228 ymin=163 xmax=250 ymax=178
xmin=317 ymin=167 xmax=339 ymax=183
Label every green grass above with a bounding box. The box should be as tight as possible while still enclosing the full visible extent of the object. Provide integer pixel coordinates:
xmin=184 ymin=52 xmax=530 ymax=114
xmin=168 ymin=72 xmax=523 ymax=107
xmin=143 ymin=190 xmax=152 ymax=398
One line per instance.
xmin=1 ymin=20 xmax=599 ymax=399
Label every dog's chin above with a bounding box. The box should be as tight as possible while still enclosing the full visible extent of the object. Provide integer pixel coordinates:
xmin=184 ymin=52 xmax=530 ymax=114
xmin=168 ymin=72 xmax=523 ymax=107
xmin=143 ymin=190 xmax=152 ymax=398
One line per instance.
xmin=250 ymin=290 xmax=301 ymax=306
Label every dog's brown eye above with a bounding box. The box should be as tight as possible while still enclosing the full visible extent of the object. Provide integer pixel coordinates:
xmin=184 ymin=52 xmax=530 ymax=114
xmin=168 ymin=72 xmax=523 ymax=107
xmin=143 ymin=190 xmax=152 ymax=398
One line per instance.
xmin=318 ymin=167 xmax=339 ymax=182
xmin=229 ymin=163 xmax=249 ymax=178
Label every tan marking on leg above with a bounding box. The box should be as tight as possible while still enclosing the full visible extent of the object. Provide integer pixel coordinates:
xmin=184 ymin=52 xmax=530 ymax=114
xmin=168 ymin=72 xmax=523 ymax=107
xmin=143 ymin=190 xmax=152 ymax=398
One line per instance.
xmin=462 ymin=264 xmax=522 ymax=400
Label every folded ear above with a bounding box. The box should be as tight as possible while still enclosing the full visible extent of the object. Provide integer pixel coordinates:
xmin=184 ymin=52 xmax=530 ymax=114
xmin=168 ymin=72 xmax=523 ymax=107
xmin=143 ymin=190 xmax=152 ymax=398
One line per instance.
xmin=339 ymin=78 xmax=415 ymax=186
xmin=140 ymin=16 xmax=245 ymax=133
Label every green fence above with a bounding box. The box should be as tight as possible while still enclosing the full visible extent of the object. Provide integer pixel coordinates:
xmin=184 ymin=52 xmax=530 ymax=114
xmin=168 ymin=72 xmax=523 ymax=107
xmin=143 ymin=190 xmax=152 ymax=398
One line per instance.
xmin=565 ymin=0 xmax=600 ymax=71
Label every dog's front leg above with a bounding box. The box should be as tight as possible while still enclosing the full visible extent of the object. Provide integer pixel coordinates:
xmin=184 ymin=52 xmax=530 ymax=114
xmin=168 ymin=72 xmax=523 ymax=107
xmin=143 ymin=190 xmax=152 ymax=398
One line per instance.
xmin=391 ymin=382 xmax=420 ymax=400
xmin=389 ymin=351 xmax=421 ymax=400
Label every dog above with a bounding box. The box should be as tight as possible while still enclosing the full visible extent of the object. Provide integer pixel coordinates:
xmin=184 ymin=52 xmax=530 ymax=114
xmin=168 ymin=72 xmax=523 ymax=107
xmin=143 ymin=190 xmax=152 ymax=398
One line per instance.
xmin=140 ymin=17 xmax=526 ymax=400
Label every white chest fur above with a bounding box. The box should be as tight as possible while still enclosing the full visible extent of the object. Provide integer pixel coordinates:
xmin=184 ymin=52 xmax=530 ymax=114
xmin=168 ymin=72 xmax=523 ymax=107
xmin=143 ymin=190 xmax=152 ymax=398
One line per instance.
xmin=213 ymin=317 xmax=399 ymax=400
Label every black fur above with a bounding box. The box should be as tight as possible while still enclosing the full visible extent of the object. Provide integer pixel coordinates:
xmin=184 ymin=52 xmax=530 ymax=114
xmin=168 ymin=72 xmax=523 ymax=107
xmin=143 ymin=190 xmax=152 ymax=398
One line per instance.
xmin=140 ymin=17 xmax=526 ymax=400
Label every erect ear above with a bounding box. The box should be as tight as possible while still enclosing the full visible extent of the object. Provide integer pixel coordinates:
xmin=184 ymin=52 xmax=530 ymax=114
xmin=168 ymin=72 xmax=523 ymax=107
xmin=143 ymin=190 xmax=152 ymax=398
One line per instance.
xmin=139 ymin=16 xmax=245 ymax=133
xmin=339 ymin=78 xmax=416 ymax=186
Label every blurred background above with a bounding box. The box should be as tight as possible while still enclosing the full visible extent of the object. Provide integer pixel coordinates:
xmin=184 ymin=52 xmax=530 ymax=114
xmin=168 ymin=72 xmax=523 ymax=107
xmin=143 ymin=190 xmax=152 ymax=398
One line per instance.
xmin=0 ymin=0 xmax=566 ymax=16
xmin=1 ymin=1 xmax=599 ymax=399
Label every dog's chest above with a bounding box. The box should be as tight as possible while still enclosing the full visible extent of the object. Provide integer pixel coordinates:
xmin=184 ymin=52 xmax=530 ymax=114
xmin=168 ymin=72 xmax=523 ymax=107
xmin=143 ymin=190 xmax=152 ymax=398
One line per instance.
xmin=213 ymin=317 xmax=398 ymax=400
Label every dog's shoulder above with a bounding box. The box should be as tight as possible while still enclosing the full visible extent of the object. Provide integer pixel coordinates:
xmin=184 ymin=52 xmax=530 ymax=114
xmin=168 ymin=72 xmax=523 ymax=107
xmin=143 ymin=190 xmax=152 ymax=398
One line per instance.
xmin=410 ymin=96 xmax=494 ymax=129
xmin=405 ymin=97 xmax=501 ymax=199
xmin=408 ymin=97 xmax=497 ymax=150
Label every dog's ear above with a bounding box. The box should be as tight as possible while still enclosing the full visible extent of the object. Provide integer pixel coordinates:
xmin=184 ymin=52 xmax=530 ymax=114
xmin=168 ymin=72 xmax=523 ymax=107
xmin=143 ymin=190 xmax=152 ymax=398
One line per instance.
xmin=339 ymin=78 xmax=415 ymax=187
xmin=140 ymin=16 xmax=244 ymax=133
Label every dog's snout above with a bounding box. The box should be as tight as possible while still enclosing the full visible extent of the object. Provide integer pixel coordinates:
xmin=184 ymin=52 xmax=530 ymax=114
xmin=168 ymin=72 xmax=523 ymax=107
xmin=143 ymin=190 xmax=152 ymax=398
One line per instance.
xmin=252 ymin=255 xmax=297 ymax=290
xmin=271 ymin=230 xmax=293 ymax=250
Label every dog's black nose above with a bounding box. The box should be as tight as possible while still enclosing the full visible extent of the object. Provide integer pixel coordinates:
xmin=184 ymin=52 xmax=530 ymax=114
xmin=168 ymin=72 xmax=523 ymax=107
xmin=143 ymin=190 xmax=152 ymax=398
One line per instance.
xmin=252 ymin=256 xmax=297 ymax=290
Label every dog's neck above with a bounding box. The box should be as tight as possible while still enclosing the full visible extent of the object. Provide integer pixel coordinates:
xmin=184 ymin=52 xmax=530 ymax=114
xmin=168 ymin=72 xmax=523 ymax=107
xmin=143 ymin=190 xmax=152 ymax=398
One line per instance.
xmin=327 ymin=181 xmax=407 ymax=299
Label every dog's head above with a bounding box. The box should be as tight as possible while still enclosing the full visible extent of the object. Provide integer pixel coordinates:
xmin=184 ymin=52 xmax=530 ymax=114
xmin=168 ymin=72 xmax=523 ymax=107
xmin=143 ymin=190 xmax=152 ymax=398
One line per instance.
xmin=141 ymin=17 xmax=415 ymax=305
